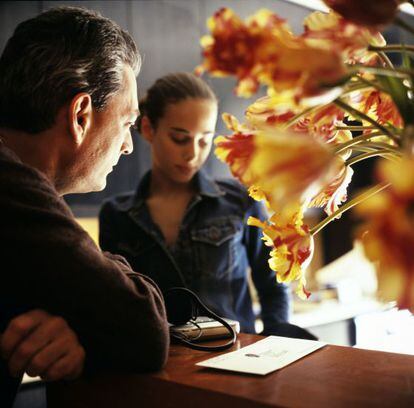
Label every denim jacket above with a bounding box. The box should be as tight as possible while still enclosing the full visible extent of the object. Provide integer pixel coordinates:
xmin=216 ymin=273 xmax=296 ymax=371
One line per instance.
xmin=99 ymin=171 xmax=290 ymax=333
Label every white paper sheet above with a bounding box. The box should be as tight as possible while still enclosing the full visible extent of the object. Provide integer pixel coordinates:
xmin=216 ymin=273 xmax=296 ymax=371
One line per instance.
xmin=197 ymin=335 xmax=326 ymax=375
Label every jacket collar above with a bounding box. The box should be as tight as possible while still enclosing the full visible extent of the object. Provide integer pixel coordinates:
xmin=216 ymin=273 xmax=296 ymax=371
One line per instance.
xmin=195 ymin=170 xmax=225 ymax=198
xmin=133 ymin=169 xmax=224 ymax=206
xmin=126 ymin=170 xmax=224 ymax=231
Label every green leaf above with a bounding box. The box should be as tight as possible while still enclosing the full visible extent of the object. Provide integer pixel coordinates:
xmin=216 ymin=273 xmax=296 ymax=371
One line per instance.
xmin=376 ymin=73 xmax=414 ymax=126
xmin=401 ymin=47 xmax=412 ymax=70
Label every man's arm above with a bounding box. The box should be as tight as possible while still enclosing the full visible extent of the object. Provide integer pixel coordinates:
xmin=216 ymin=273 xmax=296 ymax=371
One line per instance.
xmin=0 ymin=148 xmax=169 ymax=373
xmin=1 ymin=310 xmax=85 ymax=381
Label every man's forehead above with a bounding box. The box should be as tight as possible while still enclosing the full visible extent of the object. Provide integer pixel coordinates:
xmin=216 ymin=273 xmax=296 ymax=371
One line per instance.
xmin=118 ymin=66 xmax=139 ymax=117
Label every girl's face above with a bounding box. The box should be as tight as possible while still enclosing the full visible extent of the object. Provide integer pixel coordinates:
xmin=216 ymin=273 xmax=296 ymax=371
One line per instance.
xmin=145 ymin=98 xmax=218 ymax=184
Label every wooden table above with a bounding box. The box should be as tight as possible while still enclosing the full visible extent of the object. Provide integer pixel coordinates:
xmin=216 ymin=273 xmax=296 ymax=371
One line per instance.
xmin=47 ymin=333 xmax=414 ymax=408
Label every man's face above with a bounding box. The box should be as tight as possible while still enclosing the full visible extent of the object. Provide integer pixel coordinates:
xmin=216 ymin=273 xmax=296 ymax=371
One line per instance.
xmin=76 ymin=65 xmax=139 ymax=193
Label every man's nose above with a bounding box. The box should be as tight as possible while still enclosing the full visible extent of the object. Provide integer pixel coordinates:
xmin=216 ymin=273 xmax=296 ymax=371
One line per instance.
xmin=122 ymin=132 xmax=134 ymax=155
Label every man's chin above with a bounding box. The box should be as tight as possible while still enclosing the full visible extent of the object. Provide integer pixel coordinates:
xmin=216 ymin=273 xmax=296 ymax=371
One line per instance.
xmin=80 ymin=178 xmax=107 ymax=194
xmin=59 ymin=176 xmax=107 ymax=195
xmin=90 ymin=180 xmax=107 ymax=192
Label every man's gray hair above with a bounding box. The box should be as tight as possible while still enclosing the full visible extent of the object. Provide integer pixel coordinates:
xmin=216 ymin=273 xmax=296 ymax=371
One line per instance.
xmin=0 ymin=6 xmax=141 ymax=133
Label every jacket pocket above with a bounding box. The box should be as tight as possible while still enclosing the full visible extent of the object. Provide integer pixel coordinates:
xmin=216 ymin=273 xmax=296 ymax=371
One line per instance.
xmin=191 ymin=216 xmax=242 ymax=280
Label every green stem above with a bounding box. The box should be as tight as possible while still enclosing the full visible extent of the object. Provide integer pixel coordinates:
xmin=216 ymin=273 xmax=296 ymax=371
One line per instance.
xmin=395 ymin=16 xmax=414 ymax=37
xmin=335 ymin=125 xmax=377 ymax=131
xmin=284 ymin=83 xmax=376 ymax=129
xmin=284 ymin=106 xmax=315 ymax=129
xmin=346 ymin=150 xmax=397 ymax=167
xmin=352 ymin=146 xmax=378 ymax=153
xmin=348 ymin=143 xmax=400 ymax=157
xmin=352 ymin=144 xmax=401 ymax=156
xmin=344 ymin=82 xmax=378 ymax=92
xmin=310 ymin=183 xmax=390 ymax=235
xmin=333 ymin=132 xmax=384 ymax=154
xmin=334 ymin=99 xmax=399 ymax=141
xmin=357 ymin=142 xmax=401 ymax=154
xmin=369 ymin=44 xmax=414 ymax=53
xmin=377 ymin=52 xmax=394 ymax=69
xmin=350 ymin=64 xmax=414 ymax=78
xmin=355 ymin=74 xmax=387 ymax=93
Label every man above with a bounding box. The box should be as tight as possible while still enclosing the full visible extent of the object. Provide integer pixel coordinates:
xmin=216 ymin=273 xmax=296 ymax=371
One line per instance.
xmin=0 ymin=6 xmax=169 ymax=406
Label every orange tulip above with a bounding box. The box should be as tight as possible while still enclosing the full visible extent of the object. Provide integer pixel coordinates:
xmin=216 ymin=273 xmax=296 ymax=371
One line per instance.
xmin=199 ymin=8 xmax=346 ymax=100
xmin=248 ymin=212 xmax=314 ymax=299
xmin=245 ymin=96 xmax=348 ymax=147
xmin=198 ymin=8 xmax=293 ymax=97
xmin=216 ymin=125 xmax=342 ymax=215
xmin=352 ymin=89 xmax=404 ymax=128
xmin=310 ymin=163 xmax=354 ymax=216
xmin=303 ymin=10 xmax=386 ymax=64
xmin=215 ymin=132 xmax=256 ymax=185
xmin=244 ymin=96 xmax=298 ymax=132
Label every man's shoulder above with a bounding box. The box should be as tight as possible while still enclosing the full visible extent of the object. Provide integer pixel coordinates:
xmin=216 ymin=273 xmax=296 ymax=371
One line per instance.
xmin=0 ymin=143 xmax=73 ymax=218
xmin=0 ymin=143 xmax=52 ymax=188
xmin=0 ymin=143 xmax=22 ymax=170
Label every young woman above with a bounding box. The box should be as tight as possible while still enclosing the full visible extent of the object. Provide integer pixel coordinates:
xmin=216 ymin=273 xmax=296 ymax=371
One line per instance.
xmin=99 ymin=72 xmax=290 ymax=334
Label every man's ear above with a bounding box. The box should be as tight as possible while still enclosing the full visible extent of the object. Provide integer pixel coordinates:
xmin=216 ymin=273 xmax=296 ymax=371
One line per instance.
xmin=140 ymin=116 xmax=154 ymax=143
xmin=68 ymin=93 xmax=93 ymax=145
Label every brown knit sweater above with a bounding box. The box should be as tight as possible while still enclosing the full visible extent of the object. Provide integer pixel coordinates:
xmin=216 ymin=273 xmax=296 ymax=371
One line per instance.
xmin=0 ymin=143 xmax=169 ymax=404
